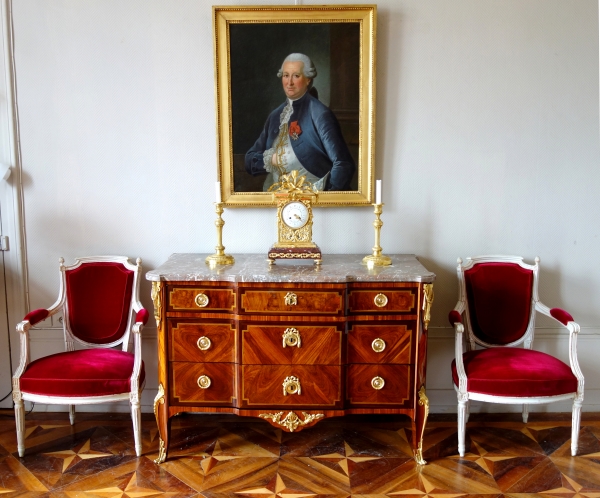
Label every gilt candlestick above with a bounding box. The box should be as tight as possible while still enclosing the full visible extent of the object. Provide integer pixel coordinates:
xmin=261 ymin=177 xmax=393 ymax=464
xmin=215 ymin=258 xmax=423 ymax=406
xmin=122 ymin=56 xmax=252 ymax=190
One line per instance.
xmin=362 ymin=203 xmax=392 ymax=267
xmin=205 ymin=202 xmax=235 ymax=266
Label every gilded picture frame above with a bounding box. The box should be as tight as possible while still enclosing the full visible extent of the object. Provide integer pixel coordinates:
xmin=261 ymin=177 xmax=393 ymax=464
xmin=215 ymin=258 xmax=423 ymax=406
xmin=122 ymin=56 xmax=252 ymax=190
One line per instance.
xmin=214 ymin=4 xmax=376 ymax=207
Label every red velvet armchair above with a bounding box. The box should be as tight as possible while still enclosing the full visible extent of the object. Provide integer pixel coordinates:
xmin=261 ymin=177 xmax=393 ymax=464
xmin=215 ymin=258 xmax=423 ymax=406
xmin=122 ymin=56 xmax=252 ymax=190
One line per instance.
xmin=12 ymin=256 xmax=148 ymax=457
xmin=449 ymin=255 xmax=584 ymax=457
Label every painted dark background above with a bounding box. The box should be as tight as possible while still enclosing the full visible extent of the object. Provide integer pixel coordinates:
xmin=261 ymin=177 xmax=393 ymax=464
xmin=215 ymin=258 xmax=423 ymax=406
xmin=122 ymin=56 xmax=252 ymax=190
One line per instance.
xmin=229 ymin=22 xmax=360 ymax=192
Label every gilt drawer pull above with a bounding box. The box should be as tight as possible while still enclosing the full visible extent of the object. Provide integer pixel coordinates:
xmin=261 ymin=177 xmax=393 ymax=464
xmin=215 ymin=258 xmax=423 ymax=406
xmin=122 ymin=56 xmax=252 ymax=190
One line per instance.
xmin=197 ymin=375 xmax=211 ymax=389
xmin=372 ymin=338 xmax=386 ymax=353
xmin=284 ymin=292 xmax=298 ymax=306
xmin=283 ymin=375 xmax=301 ymax=395
xmin=374 ymin=293 xmax=388 ymax=307
xmin=282 ymin=327 xmax=301 ymax=348
xmin=371 ymin=376 xmax=385 ymax=390
xmin=197 ymin=336 xmax=211 ymax=351
xmin=194 ymin=293 xmax=209 ymax=308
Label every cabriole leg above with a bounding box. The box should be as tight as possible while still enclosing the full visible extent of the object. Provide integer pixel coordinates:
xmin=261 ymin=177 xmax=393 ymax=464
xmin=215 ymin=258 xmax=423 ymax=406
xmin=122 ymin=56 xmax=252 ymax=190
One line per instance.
xmin=153 ymin=383 xmax=169 ymax=464
xmin=571 ymin=397 xmax=583 ymax=456
xmin=412 ymin=386 xmax=430 ymax=465
xmin=15 ymin=398 xmax=25 ymax=457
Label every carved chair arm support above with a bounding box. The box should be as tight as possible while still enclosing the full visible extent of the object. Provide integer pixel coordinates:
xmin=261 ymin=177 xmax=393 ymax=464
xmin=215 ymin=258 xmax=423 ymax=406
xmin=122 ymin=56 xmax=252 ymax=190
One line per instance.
xmin=535 ymin=301 xmax=584 ymax=391
xmin=130 ymin=318 xmax=145 ymax=394
xmin=453 ymin=321 xmax=468 ymax=394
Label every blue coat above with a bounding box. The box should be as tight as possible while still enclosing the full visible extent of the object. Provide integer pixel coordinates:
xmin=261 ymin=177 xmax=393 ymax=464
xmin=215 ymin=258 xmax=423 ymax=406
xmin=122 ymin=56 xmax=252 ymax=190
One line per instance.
xmin=245 ymin=92 xmax=356 ymax=190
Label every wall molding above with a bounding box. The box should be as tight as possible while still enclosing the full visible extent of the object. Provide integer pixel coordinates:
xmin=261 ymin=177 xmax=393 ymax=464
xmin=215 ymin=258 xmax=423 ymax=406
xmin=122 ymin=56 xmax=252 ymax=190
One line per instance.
xmin=22 ymin=324 xmax=600 ymax=415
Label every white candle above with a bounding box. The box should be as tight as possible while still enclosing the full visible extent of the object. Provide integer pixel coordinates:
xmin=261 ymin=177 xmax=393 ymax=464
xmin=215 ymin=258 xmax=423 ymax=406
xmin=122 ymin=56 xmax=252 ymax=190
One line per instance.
xmin=215 ymin=181 xmax=222 ymax=203
xmin=375 ymin=179 xmax=382 ymax=204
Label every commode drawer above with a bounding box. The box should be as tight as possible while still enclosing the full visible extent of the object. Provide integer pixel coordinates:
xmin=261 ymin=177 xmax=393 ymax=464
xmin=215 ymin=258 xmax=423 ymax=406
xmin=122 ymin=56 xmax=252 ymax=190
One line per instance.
xmin=346 ymin=364 xmax=413 ymax=407
xmin=240 ymin=285 xmax=344 ymax=315
xmin=347 ymin=323 xmax=414 ymax=364
xmin=171 ymin=362 xmax=235 ymax=405
xmin=241 ymin=323 xmax=343 ymax=365
xmin=168 ymin=285 xmax=235 ymax=313
xmin=169 ymin=321 xmax=235 ymax=363
xmin=240 ymin=365 xmax=342 ymax=408
xmin=348 ymin=286 xmax=418 ymax=314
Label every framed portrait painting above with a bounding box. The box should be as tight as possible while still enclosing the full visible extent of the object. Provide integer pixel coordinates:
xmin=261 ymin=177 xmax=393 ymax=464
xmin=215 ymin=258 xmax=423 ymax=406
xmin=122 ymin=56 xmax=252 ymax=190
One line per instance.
xmin=213 ymin=5 xmax=377 ymax=207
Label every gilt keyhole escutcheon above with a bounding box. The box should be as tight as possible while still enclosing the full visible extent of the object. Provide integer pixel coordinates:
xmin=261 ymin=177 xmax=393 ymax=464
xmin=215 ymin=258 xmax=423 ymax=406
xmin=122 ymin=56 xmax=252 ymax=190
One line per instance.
xmin=282 ymin=327 xmax=301 ymax=348
xmin=283 ymin=375 xmax=301 ymax=395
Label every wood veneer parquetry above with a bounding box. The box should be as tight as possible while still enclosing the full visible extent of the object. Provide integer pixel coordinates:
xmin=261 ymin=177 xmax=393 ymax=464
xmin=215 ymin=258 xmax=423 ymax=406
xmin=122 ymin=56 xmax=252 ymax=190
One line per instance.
xmin=241 ymin=324 xmax=343 ymax=365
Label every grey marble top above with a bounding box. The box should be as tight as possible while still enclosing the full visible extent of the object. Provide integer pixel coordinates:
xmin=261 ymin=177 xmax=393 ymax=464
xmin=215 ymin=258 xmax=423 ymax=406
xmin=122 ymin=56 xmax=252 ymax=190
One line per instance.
xmin=145 ymin=253 xmax=435 ymax=284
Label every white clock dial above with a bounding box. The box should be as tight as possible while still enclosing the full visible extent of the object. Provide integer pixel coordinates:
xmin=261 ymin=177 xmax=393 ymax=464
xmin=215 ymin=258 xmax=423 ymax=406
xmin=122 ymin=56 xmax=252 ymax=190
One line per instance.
xmin=281 ymin=201 xmax=309 ymax=229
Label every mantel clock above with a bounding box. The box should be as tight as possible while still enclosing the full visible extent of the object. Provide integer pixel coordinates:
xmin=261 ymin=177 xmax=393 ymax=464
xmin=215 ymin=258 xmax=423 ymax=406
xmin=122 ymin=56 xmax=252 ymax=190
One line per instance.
xmin=268 ymin=171 xmax=321 ymax=265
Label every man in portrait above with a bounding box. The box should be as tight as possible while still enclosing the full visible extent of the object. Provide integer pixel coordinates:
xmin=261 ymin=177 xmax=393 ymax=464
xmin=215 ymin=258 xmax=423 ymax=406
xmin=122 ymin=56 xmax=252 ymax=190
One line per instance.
xmin=244 ymin=53 xmax=356 ymax=192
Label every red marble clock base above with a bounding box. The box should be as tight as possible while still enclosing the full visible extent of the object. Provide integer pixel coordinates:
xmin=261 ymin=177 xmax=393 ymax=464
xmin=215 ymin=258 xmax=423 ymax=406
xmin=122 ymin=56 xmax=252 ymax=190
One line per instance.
xmin=267 ymin=245 xmax=322 ymax=265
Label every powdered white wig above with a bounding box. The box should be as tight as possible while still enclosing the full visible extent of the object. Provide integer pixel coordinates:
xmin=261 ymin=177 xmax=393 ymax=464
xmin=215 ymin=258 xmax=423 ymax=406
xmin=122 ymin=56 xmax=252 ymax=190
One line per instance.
xmin=277 ymin=53 xmax=317 ymax=79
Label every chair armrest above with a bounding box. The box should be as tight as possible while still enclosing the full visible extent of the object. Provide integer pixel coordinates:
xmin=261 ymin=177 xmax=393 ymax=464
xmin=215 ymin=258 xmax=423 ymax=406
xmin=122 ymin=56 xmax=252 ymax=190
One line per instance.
xmin=19 ymin=301 xmax=63 ymax=331
xmin=135 ymin=308 xmax=149 ymax=325
xmin=24 ymin=308 xmax=49 ymax=326
xmin=550 ymin=307 xmax=574 ymax=325
xmin=449 ymin=310 xmax=462 ymax=326
xmin=14 ymin=304 xmax=65 ymax=383
xmin=536 ymin=302 xmax=576 ymax=327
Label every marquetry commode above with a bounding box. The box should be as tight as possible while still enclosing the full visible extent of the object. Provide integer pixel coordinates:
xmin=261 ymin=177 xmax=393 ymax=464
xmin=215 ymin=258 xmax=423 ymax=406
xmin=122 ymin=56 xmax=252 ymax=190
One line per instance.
xmin=146 ymin=253 xmax=435 ymax=464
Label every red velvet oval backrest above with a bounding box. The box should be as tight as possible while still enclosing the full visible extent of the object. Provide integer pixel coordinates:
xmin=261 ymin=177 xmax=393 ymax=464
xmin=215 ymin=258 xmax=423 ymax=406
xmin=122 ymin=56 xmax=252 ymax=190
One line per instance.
xmin=65 ymin=262 xmax=134 ymax=344
xmin=464 ymin=262 xmax=534 ymax=345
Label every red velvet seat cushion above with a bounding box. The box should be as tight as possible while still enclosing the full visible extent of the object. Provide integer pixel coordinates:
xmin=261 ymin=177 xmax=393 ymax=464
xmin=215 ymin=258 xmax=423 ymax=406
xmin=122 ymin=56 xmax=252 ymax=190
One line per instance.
xmin=451 ymin=347 xmax=577 ymax=397
xmin=20 ymin=349 xmax=145 ymax=397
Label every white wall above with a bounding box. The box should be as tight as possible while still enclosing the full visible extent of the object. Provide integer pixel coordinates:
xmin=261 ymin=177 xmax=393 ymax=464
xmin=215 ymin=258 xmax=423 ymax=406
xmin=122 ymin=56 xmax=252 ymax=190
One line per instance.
xmin=7 ymin=0 xmax=599 ymax=414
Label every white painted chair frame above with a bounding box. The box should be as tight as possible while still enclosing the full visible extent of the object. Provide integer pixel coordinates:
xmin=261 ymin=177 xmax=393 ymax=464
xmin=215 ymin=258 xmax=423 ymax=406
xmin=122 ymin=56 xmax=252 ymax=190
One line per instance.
xmin=12 ymin=256 xmax=147 ymax=457
xmin=451 ymin=255 xmax=584 ymax=457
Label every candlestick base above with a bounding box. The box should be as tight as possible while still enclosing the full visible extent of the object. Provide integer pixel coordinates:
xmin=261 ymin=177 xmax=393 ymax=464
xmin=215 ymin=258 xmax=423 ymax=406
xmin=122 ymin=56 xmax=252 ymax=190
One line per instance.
xmin=362 ymin=254 xmax=392 ymax=267
xmin=205 ymin=253 xmax=235 ymax=266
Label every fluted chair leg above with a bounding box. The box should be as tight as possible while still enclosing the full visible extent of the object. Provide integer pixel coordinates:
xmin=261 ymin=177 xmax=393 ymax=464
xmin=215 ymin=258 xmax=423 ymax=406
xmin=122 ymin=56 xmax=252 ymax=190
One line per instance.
xmin=571 ymin=398 xmax=583 ymax=456
xmin=69 ymin=405 xmax=76 ymax=425
xmin=522 ymin=404 xmax=529 ymax=423
xmin=15 ymin=399 xmax=25 ymax=457
xmin=131 ymin=398 xmax=142 ymax=457
xmin=458 ymin=398 xmax=467 ymax=457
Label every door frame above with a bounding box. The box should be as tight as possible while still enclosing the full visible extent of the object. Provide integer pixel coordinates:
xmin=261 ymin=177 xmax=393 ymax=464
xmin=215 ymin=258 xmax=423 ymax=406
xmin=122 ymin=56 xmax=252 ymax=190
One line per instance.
xmin=0 ymin=0 xmax=29 ymax=409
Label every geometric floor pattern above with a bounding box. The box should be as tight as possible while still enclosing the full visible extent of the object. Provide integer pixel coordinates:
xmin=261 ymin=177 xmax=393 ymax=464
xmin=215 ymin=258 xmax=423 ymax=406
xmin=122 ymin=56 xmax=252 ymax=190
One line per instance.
xmin=1 ymin=410 xmax=600 ymax=497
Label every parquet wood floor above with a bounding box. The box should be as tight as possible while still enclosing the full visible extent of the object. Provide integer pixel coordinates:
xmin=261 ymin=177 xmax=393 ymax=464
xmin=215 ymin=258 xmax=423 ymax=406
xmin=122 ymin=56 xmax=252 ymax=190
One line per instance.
xmin=0 ymin=410 xmax=599 ymax=497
